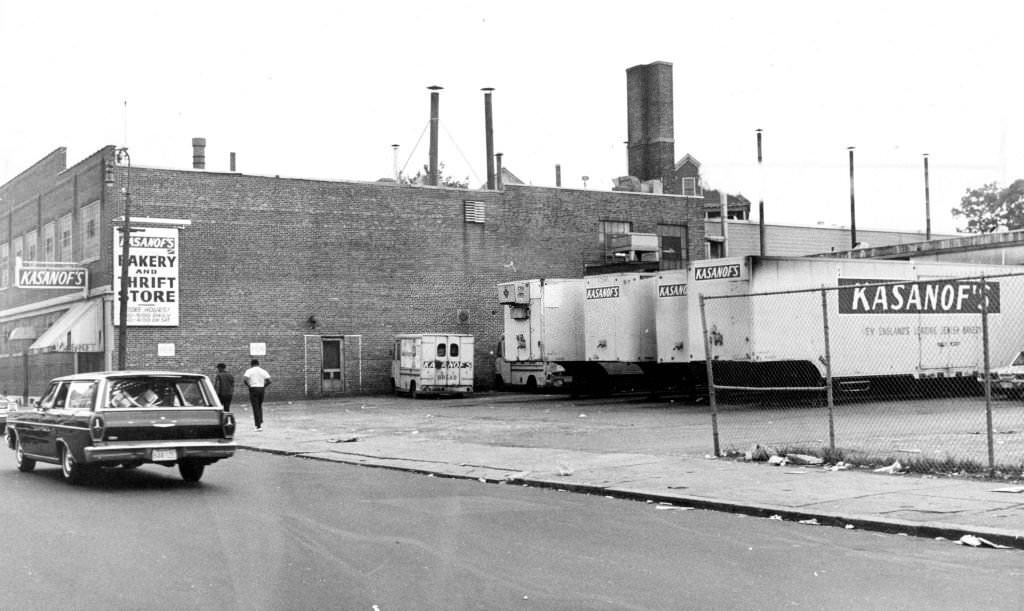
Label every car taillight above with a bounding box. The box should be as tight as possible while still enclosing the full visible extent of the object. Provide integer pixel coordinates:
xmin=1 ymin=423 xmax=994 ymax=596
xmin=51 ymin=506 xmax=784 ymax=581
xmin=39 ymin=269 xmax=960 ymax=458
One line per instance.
xmin=222 ymin=412 xmax=236 ymax=438
xmin=89 ymin=415 xmax=105 ymax=442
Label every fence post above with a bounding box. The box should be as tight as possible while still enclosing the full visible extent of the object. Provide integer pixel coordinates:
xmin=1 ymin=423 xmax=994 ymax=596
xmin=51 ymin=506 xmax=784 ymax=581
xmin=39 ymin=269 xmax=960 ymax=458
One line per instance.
xmin=821 ymin=288 xmax=835 ymax=452
xmin=699 ymin=294 xmax=721 ymax=457
xmin=981 ymin=275 xmax=995 ymax=475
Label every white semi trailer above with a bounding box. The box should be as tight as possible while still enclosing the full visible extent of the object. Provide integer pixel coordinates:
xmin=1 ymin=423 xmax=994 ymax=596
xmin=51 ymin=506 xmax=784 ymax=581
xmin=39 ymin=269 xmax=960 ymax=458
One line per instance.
xmin=497 ymin=277 xmax=647 ymax=392
xmin=684 ymin=256 xmax=1024 ymax=393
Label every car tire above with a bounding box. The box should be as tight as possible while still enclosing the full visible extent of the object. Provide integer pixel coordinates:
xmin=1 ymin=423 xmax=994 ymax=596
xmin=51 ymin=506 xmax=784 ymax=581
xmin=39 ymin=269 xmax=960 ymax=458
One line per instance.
xmin=526 ymin=376 xmax=538 ymax=392
xmin=15 ymin=435 xmax=35 ymax=472
xmin=409 ymin=381 xmax=418 ymax=399
xmin=60 ymin=443 xmax=90 ymax=484
xmin=178 ymin=459 xmax=205 ymax=482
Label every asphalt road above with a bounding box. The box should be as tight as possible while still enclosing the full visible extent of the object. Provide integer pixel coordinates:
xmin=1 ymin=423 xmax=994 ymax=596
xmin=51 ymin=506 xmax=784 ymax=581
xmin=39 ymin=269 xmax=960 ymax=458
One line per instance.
xmin=0 ymin=449 xmax=1019 ymax=610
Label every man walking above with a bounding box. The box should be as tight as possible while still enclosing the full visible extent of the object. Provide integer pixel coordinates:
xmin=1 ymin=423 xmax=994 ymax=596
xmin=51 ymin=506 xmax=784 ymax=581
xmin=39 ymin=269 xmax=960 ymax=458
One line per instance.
xmin=213 ymin=363 xmax=235 ymax=411
xmin=243 ymin=359 xmax=271 ymax=431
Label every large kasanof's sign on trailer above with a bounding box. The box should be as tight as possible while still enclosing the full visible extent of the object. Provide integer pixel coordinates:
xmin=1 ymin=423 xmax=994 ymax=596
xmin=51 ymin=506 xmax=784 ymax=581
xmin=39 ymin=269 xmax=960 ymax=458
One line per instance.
xmin=689 ymin=256 xmax=1024 ymax=386
xmin=391 ymin=334 xmax=474 ymax=398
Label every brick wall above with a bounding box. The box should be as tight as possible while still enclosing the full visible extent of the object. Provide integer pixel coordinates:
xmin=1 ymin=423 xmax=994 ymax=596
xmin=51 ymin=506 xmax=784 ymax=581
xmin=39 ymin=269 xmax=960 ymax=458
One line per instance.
xmin=0 ymin=150 xmax=704 ymax=399
xmin=105 ymin=169 xmax=703 ymax=398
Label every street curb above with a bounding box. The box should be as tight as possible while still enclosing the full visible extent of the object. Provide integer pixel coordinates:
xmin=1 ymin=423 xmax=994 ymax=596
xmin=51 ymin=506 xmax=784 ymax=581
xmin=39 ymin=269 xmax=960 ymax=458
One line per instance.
xmin=238 ymin=445 xmax=1024 ymax=551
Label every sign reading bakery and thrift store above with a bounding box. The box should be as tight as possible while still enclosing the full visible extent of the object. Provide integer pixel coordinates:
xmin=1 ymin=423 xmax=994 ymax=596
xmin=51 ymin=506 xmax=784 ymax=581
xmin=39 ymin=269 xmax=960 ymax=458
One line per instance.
xmin=114 ymin=225 xmax=180 ymax=326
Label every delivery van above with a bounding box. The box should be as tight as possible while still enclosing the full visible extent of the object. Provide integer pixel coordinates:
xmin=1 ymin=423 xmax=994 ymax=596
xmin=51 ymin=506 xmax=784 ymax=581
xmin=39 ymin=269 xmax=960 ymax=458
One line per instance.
xmin=391 ymin=334 xmax=474 ymax=398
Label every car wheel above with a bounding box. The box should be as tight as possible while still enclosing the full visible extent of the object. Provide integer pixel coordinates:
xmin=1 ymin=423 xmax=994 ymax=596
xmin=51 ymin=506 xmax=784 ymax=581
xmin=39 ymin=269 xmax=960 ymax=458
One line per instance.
xmin=526 ymin=376 xmax=538 ymax=392
xmin=409 ymin=381 xmax=418 ymax=399
xmin=178 ymin=459 xmax=205 ymax=482
xmin=15 ymin=435 xmax=35 ymax=472
xmin=60 ymin=443 xmax=90 ymax=484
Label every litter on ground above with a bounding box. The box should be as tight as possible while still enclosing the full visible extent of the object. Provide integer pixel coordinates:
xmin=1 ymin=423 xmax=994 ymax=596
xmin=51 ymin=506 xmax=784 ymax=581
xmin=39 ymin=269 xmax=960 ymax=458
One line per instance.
xmin=957 ymin=534 xmax=1010 ymax=549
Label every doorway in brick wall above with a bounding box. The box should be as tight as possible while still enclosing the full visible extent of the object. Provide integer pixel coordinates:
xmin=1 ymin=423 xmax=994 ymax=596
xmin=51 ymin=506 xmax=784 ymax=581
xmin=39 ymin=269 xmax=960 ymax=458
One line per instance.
xmin=322 ymin=338 xmax=344 ymax=393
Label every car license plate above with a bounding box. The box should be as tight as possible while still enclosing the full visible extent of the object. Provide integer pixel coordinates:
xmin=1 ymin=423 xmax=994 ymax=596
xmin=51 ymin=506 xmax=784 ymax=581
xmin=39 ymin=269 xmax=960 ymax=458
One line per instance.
xmin=152 ymin=448 xmax=177 ymax=461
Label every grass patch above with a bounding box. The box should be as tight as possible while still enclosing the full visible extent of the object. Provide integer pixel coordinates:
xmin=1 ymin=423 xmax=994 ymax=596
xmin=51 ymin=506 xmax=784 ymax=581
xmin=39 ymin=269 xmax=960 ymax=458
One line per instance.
xmin=724 ymin=444 xmax=1024 ymax=480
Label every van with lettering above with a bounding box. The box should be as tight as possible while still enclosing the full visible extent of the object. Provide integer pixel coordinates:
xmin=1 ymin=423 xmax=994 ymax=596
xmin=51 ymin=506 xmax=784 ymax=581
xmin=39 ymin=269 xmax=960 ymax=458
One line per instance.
xmin=391 ymin=334 xmax=474 ymax=398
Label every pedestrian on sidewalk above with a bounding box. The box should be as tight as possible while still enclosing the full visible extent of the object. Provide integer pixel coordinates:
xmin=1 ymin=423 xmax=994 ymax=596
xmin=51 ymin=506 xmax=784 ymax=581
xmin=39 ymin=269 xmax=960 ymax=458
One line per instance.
xmin=213 ymin=363 xmax=235 ymax=411
xmin=243 ymin=359 xmax=271 ymax=431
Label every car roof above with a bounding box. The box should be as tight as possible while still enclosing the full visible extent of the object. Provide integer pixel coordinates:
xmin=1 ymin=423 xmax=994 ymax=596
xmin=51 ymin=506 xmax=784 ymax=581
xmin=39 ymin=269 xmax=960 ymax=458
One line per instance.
xmin=49 ymin=370 xmax=208 ymax=382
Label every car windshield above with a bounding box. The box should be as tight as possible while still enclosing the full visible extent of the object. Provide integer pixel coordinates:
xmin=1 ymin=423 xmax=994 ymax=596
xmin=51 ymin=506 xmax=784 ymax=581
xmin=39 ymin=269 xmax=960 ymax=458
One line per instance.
xmin=1013 ymin=352 xmax=1024 ymax=367
xmin=106 ymin=377 xmax=213 ymax=408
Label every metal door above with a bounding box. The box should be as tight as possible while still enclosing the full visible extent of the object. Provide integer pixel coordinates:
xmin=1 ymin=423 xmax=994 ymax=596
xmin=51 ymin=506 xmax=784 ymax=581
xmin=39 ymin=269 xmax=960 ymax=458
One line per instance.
xmin=322 ymin=338 xmax=344 ymax=393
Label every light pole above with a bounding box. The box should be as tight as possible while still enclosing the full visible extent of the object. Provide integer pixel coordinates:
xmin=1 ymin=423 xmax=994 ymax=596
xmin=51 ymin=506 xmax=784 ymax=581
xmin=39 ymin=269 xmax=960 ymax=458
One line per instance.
xmin=115 ymin=148 xmax=131 ymax=370
xmin=848 ymin=146 xmax=857 ymax=249
xmin=756 ymin=129 xmax=765 ymax=256
xmin=923 ymin=153 xmax=931 ymax=240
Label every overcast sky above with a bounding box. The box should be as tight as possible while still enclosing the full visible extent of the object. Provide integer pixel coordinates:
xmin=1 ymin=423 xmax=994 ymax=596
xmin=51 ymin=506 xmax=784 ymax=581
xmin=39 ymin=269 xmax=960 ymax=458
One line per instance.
xmin=2 ymin=1 xmax=1021 ymax=235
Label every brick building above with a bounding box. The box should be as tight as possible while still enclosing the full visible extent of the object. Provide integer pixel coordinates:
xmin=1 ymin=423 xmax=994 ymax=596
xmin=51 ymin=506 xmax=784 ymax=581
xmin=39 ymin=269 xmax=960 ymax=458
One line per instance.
xmin=0 ymin=144 xmax=706 ymax=399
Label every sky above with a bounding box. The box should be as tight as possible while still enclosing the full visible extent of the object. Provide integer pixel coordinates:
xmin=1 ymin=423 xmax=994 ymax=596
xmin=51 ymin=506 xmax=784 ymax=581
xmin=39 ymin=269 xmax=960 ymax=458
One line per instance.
xmin=1 ymin=1 xmax=1022 ymax=235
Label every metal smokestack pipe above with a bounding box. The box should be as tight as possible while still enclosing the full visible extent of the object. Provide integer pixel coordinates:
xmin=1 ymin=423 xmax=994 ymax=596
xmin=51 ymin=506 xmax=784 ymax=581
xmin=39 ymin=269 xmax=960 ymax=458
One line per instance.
xmin=482 ymin=87 xmax=495 ymax=190
xmin=556 ymin=164 xmax=562 ymax=187
xmin=495 ymin=153 xmax=504 ymax=190
xmin=392 ymin=144 xmax=400 ymax=181
xmin=230 ymin=152 xmax=236 ymax=172
xmin=192 ymin=137 xmax=206 ymax=169
xmin=428 ymin=85 xmax=442 ymax=186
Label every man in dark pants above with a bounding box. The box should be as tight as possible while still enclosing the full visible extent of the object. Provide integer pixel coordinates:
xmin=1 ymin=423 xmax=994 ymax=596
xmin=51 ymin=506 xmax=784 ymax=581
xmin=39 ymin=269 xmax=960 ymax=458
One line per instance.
xmin=213 ymin=363 xmax=235 ymax=411
xmin=243 ymin=359 xmax=271 ymax=431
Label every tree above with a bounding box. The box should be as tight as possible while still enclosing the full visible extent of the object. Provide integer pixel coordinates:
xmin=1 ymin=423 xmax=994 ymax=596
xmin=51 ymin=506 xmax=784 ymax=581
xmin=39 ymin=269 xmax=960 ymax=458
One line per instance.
xmin=952 ymin=179 xmax=1024 ymax=233
xmin=399 ymin=162 xmax=469 ymax=189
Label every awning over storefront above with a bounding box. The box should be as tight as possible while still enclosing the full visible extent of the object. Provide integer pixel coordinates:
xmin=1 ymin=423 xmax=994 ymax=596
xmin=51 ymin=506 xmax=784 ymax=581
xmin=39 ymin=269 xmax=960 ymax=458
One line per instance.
xmin=30 ymin=300 xmax=103 ymax=353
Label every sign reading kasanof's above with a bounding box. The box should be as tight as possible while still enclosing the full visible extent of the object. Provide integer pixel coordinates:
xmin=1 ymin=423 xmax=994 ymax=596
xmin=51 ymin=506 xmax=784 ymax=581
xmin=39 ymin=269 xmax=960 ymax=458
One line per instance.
xmin=114 ymin=225 xmax=180 ymax=326
xmin=693 ymin=264 xmax=741 ymax=281
xmin=658 ymin=283 xmax=687 ymax=298
xmin=15 ymin=261 xmax=88 ymax=289
xmin=586 ymin=286 xmax=620 ymax=299
xmin=838 ymin=278 xmax=1000 ymax=314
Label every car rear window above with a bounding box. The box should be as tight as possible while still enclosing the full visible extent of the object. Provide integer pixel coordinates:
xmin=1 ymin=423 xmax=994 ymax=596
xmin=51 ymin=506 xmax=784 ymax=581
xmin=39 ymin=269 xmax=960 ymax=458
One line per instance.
xmin=107 ymin=378 xmax=214 ymax=408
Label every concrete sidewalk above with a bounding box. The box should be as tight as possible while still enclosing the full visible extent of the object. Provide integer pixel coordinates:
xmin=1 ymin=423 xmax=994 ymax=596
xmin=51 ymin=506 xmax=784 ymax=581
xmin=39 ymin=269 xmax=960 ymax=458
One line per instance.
xmin=230 ymin=392 xmax=1024 ymax=550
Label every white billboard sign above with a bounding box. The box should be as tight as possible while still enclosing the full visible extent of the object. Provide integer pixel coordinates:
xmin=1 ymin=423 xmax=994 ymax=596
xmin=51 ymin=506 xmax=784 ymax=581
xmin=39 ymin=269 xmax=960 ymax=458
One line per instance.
xmin=114 ymin=225 xmax=180 ymax=326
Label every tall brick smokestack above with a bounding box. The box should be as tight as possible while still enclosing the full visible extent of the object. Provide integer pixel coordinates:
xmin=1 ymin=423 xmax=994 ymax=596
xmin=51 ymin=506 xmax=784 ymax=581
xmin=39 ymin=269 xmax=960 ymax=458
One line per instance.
xmin=192 ymin=137 xmax=206 ymax=169
xmin=626 ymin=61 xmax=674 ymax=187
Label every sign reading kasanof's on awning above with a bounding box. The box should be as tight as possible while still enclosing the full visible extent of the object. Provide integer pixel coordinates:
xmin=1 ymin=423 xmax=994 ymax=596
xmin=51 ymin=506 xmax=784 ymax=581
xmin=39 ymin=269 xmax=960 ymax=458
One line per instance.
xmin=15 ymin=258 xmax=88 ymax=290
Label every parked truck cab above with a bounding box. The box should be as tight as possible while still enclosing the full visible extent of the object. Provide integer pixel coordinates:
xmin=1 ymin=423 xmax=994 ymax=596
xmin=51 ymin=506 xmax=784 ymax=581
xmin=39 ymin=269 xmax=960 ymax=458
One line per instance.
xmin=391 ymin=334 xmax=474 ymax=398
xmin=494 ymin=337 xmax=569 ymax=391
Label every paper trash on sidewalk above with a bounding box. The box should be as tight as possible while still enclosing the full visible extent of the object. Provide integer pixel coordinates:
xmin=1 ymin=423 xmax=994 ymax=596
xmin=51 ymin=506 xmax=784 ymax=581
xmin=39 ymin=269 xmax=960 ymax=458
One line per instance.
xmin=327 ymin=436 xmax=358 ymax=443
xmin=787 ymin=454 xmax=824 ymax=466
xmin=767 ymin=455 xmax=788 ymax=466
xmin=956 ymin=534 xmax=1010 ymax=549
xmin=873 ymin=460 xmax=904 ymax=474
xmin=989 ymin=486 xmax=1024 ymax=493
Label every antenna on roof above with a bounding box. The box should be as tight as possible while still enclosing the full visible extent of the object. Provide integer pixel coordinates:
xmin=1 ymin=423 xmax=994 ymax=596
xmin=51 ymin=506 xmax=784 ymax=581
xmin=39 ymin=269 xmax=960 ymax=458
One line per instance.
xmin=123 ymin=100 xmax=129 ymax=148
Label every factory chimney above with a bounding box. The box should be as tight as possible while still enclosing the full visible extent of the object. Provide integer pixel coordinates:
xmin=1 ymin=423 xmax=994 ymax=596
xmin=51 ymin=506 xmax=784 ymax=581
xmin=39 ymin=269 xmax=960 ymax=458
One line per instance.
xmin=428 ymin=86 xmax=443 ymax=186
xmin=482 ymin=87 xmax=496 ymax=190
xmin=192 ymin=137 xmax=206 ymax=169
xmin=625 ymin=62 xmax=675 ymax=190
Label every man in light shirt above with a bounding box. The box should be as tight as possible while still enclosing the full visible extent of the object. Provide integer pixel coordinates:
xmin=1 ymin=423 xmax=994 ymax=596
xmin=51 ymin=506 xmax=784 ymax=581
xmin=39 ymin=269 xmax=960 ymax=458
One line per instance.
xmin=243 ymin=359 xmax=271 ymax=431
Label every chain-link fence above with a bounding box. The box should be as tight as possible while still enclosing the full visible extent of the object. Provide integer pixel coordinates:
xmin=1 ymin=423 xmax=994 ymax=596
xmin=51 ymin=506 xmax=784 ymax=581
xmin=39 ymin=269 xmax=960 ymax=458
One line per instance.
xmin=699 ymin=271 xmax=1024 ymax=476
